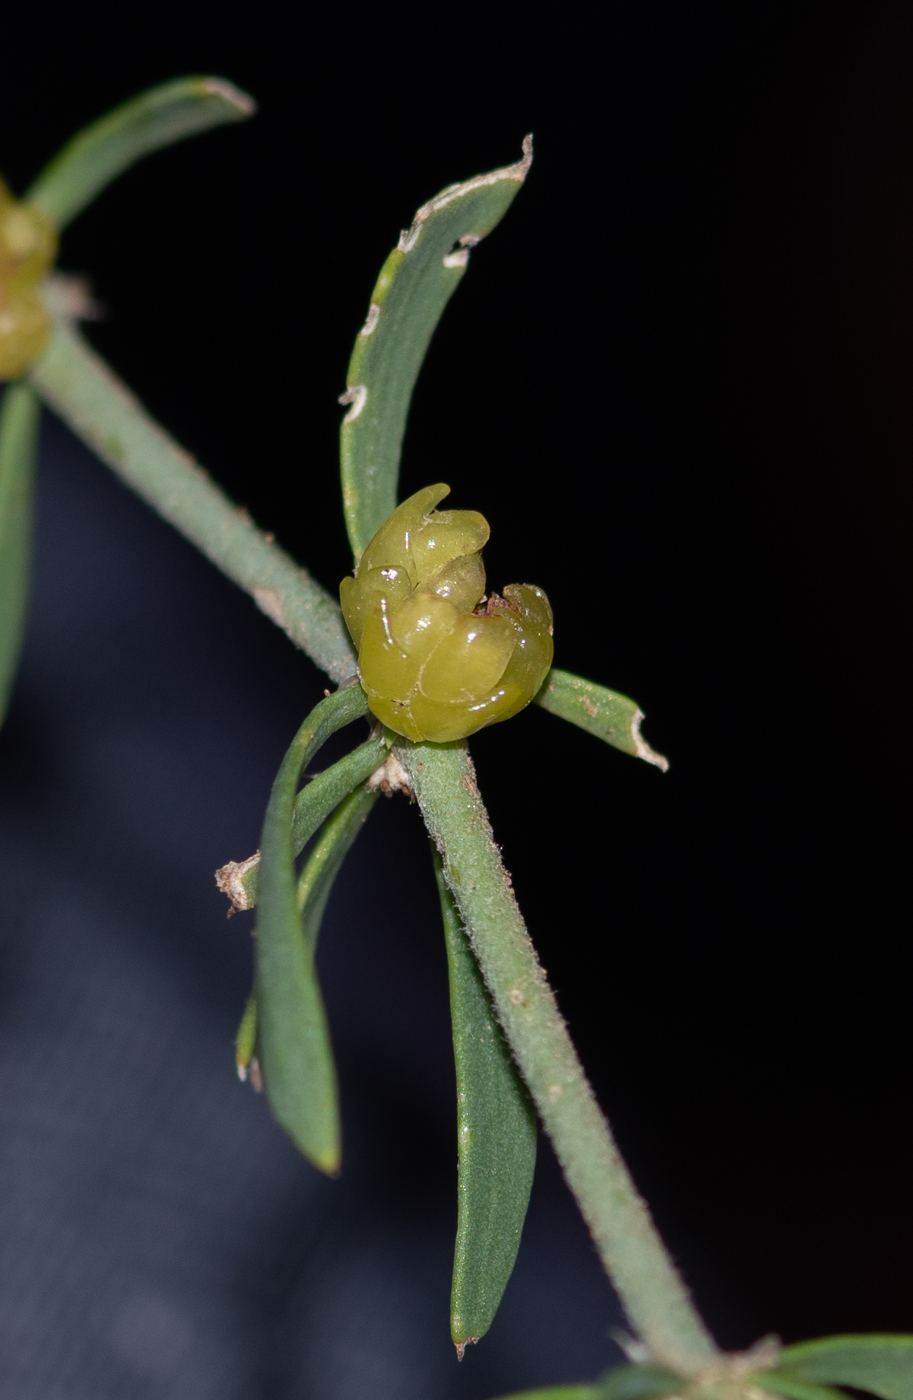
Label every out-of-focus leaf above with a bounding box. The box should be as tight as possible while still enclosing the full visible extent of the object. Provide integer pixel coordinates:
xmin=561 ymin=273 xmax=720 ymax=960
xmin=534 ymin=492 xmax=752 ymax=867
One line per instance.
xmin=487 ymin=1388 xmax=602 ymax=1399
xmin=598 ymin=1363 xmax=686 ymax=1400
xmin=535 ymin=668 xmax=668 ymax=771
xmin=26 ymin=76 xmax=255 ymax=228
xmin=0 ymin=382 xmax=40 ymax=725
xmin=340 ymin=138 xmax=532 ymax=562
xmin=435 ymin=852 xmax=537 ymax=1352
xmin=255 ymin=684 xmax=368 ymax=1173
xmin=777 ymin=1335 xmax=913 ymax=1400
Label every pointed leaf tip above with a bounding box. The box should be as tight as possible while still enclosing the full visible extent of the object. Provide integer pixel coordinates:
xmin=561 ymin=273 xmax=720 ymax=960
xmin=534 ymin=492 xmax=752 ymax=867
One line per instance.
xmin=341 ymin=140 xmax=533 ymax=560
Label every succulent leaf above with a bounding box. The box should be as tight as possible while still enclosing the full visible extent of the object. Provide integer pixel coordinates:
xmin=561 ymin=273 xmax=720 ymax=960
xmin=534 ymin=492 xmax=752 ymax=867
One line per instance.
xmin=339 ymin=142 xmax=532 ymax=562
xmin=0 ymin=382 xmax=40 ymax=720
xmin=435 ymin=852 xmax=537 ymax=1351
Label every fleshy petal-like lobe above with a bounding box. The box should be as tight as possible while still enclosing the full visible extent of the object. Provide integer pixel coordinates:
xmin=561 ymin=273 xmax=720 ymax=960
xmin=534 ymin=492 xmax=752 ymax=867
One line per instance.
xmin=340 ymin=486 xmax=553 ymax=742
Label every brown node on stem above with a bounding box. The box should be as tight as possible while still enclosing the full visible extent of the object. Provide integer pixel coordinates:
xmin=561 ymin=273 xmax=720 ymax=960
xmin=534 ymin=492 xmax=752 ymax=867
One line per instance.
xmin=214 ymin=852 xmax=260 ymax=914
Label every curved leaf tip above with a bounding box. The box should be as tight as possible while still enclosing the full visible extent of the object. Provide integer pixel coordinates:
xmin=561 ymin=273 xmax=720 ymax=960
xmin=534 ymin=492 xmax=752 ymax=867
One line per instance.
xmin=398 ymin=134 xmax=533 ymax=253
xmin=26 ymin=75 xmax=257 ymax=228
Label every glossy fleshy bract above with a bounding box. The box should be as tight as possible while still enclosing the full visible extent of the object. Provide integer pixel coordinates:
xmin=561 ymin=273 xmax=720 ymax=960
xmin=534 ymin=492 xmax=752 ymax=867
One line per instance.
xmin=340 ymin=484 xmax=553 ymax=742
xmin=0 ymin=178 xmax=57 ymax=380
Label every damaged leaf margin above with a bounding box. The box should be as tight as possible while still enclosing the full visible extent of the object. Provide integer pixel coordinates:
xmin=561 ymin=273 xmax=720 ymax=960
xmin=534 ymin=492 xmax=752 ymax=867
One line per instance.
xmin=340 ymin=137 xmax=533 ymax=562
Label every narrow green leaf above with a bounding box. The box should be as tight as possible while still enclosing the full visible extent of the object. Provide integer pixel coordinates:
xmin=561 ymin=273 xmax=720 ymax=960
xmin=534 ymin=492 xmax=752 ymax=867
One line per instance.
xmin=236 ymin=781 xmax=378 ymax=1083
xmin=235 ymin=990 xmax=258 ymax=1081
xmin=296 ymin=784 xmax=379 ymax=933
xmin=779 ymin=1335 xmax=913 ymax=1400
xmin=486 ymin=1372 xmax=686 ymax=1400
xmin=31 ymin=321 xmax=355 ymax=683
xmin=535 ymin=668 xmax=668 ymax=772
xmin=0 ymin=383 xmax=40 ymax=725
xmin=434 ymin=850 xmax=537 ymax=1351
xmin=290 ymin=738 xmax=382 ymax=877
xmin=752 ymin=1371 xmax=849 ymax=1400
xmin=256 ymin=685 xmax=368 ymax=1173
xmin=340 ymin=138 xmax=533 ymax=562
xmin=25 ymin=76 xmax=255 ymax=229
xmin=488 ymin=1388 xmax=601 ymax=1399
xmin=216 ymin=733 xmax=386 ymax=912
xmin=598 ymin=1364 xmax=686 ymax=1400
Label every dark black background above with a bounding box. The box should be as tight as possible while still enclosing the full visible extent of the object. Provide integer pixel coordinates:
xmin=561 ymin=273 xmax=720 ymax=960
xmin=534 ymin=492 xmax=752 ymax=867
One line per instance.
xmin=1 ymin=2 xmax=912 ymax=1396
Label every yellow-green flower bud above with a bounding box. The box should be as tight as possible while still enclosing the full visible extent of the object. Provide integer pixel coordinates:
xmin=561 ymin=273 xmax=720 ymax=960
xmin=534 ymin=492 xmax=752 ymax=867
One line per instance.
xmin=0 ymin=177 xmax=57 ymax=381
xmin=340 ymin=485 xmax=554 ymax=743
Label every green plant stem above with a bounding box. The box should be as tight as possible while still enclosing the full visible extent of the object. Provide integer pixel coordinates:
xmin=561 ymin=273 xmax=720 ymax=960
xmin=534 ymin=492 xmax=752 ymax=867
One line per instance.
xmin=26 ymin=291 xmax=718 ymax=1372
xmin=29 ymin=316 xmax=356 ymax=684
xmin=295 ymin=782 xmax=378 ymax=925
xmin=397 ymin=739 xmax=718 ymax=1373
xmin=435 ymin=848 xmax=537 ymax=1350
